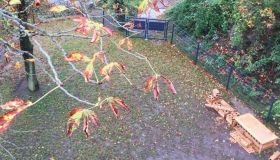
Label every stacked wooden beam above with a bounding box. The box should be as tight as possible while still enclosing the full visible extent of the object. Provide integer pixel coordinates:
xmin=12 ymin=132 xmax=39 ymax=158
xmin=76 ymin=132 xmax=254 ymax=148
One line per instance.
xmin=205 ymin=89 xmax=279 ymax=154
xmin=205 ymin=89 xmax=237 ymax=127
xmin=270 ymin=151 xmax=280 ymax=160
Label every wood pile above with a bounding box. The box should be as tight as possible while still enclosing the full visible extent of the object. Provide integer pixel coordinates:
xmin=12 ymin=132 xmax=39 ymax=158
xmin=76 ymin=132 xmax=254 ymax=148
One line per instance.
xmin=205 ymin=89 xmax=279 ymax=154
xmin=270 ymin=151 xmax=280 ymax=160
xmin=205 ymin=89 xmax=237 ymax=127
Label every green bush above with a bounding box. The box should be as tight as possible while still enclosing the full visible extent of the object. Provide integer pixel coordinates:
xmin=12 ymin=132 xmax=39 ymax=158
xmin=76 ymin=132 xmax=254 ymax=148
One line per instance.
xmin=167 ymin=0 xmax=280 ymax=92
xmin=166 ymin=0 xmax=233 ymax=39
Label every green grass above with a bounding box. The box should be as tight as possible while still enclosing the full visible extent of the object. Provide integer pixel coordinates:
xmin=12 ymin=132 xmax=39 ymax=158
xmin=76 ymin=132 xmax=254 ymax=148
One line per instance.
xmin=0 ymin=20 xmax=275 ymax=159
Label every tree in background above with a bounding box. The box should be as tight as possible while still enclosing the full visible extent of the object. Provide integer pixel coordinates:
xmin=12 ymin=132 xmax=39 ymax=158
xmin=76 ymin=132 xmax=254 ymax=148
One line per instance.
xmin=167 ymin=0 xmax=280 ymax=92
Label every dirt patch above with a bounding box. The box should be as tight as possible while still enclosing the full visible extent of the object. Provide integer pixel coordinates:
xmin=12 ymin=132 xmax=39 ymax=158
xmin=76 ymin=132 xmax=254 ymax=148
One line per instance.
xmin=13 ymin=78 xmax=45 ymax=99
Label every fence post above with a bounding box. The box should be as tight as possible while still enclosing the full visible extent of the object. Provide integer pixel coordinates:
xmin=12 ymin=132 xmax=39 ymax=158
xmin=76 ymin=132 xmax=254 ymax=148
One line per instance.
xmin=102 ymin=10 xmax=105 ymax=25
xmin=164 ymin=21 xmax=169 ymax=41
xmin=226 ymin=65 xmax=234 ymax=90
xmin=266 ymin=97 xmax=276 ymax=122
xmin=194 ymin=42 xmax=200 ymax=65
xmin=124 ymin=15 xmax=129 ymax=37
xmin=145 ymin=18 xmax=148 ymax=40
xmin=170 ymin=24 xmax=175 ymax=44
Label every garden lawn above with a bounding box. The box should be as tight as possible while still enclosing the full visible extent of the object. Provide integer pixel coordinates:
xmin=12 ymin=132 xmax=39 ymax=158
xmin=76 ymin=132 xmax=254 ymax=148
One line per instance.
xmin=0 ymin=20 xmax=276 ymax=160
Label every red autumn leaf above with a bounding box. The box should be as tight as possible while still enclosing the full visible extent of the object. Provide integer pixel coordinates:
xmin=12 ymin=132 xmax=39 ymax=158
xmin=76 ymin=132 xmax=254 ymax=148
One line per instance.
xmin=101 ymin=26 xmax=113 ymax=37
xmin=160 ymin=75 xmax=177 ymax=94
xmin=83 ymin=61 xmax=94 ymax=82
xmin=144 ymin=75 xmax=176 ymax=100
xmin=73 ymin=16 xmax=94 ymax=35
xmin=83 ymin=116 xmax=89 ymax=137
xmin=66 ymin=108 xmax=100 ymax=137
xmin=75 ymin=27 xmax=88 ymax=35
xmin=0 ymin=99 xmax=32 ymax=134
xmin=99 ymin=97 xmax=129 ymax=119
xmin=35 ymin=0 xmax=41 ymax=6
xmin=66 ymin=108 xmax=83 ymax=137
xmin=73 ymin=16 xmax=86 ymax=24
xmin=0 ymin=98 xmax=25 ymax=110
xmin=152 ymin=0 xmax=160 ymax=12
xmin=93 ymin=51 xmax=106 ymax=64
xmin=113 ymin=97 xmax=129 ymax=111
xmin=100 ymin=62 xmax=125 ymax=81
xmin=91 ymin=30 xmax=100 ymax=43
xmin=153 ymin=84 xmax=160 ymax=100
xmin=123 ymin=21 xmax=134 ymax=29
xmin=89 ymin=111 xmax=100 ymax=127
xmin=66 ymin=51 xmax=90 ymax=62
xmin=109 ymin=103 xmax=119 ymax=119
xmin=144 ymin=76 xmax=157 ymax=92
xmin=73 ymin=16 xmax=112 ymax=42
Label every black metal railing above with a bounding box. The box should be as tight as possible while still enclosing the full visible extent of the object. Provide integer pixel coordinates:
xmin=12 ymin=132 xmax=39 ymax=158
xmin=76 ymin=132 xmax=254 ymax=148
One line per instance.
xmin=168 ymin=23 xmax=279 ymax=126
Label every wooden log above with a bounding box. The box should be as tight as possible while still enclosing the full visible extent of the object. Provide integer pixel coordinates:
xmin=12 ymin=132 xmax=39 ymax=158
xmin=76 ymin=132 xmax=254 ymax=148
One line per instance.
xmin=212 ymin=89 xmax=221 ymax=98
xmin=205 ymin=103 xmax=234 ymax=112
xmin=269 ymin=151 xmax=280 ymax=160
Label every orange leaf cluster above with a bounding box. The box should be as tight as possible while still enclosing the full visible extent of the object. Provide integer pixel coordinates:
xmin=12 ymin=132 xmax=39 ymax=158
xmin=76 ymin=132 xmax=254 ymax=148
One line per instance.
xmin=72 ymin=16 xmax=113 ymax=43
xmin=100 ymin=62 xmax=125 ymax=81
xmin=65 ymin=51 xmax=107 ymax=82
xmin=99 ymin=97 xmax=129 ymax=119
xmin=66 ymin=108 xmax=100 ymax=137
xmin=66 ymin=51 xmax=90 ymax=62
xmin=144 ymin=75 xmax=176 ymax=100
xmin=66 ymin=97 xmax=129 ymax=137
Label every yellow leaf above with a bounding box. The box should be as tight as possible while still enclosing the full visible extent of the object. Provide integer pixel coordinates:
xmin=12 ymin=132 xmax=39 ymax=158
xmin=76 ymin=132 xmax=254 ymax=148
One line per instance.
xmin=83 ymin=61 xmax=94 ymax=82
xmin=49 ymin=5 xmax=68 ymax=12
xmin=9 ymin=0 xmax=21 ymax=5
xmin=14 ymin=61 xmax=22 ymax=70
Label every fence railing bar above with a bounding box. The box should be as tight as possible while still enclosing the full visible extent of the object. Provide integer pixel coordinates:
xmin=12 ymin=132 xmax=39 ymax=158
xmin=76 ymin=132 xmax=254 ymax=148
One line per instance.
xmin=267 ymin=97 xmax=277 ymax=121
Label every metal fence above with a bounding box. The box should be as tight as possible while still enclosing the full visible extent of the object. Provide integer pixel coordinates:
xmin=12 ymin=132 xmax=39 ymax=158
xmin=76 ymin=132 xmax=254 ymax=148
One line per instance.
xmin=124 ymin=16 xmax=169 ymax=40
xmin=168 ymin=23 xmax=279 ymax=126
xmin=101 ymin=13 xmax=279 ymax=126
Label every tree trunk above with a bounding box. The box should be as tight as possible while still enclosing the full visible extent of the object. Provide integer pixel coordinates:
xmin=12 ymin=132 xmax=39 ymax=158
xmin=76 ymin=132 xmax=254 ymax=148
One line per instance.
xmin=18 ymin=0 xmax=39 ymax=92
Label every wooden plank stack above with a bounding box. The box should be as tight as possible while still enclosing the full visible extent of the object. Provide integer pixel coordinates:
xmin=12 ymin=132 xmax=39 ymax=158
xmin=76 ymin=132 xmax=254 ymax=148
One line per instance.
xmin=234 ymin=113 xmax=279 ymax=153
xmin=205 ymin=89 xmax=237 ymax=127
xmin=205 ymin=89 xmax=279 ymax=154
xmin=270 ymin=151 xmax=280 ymax=160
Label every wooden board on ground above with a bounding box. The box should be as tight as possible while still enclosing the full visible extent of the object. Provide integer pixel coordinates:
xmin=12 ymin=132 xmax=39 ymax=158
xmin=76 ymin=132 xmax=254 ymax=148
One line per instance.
xmin=230 ymin=130 xmax=257 ymax=153
xmin=235 ymin=113 xmax=279 ymax=153
xmin=205 ymin=103 xmax=234 ymax=112
xmin=269 ymin=151 xmax=280 ymax=160
xmin=235 ymin=113 xmax=278 ymax=145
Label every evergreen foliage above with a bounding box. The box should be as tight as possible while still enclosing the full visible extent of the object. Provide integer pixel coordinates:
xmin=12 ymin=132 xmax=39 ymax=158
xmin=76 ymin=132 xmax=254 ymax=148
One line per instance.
xmin=167 ymin=0 xmax=280 ymax=92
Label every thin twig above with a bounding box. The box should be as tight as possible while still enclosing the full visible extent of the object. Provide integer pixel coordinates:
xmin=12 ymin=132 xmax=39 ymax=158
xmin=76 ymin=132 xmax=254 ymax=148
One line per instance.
xmin=0 ymin=143 xmax=15 ymax=160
